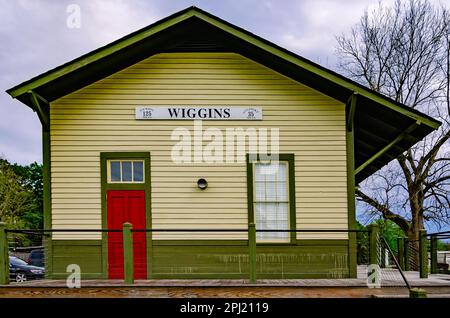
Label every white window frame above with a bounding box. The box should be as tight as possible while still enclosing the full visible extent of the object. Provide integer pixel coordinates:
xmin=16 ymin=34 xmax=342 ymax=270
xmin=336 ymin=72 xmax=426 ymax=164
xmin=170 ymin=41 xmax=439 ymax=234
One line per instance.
xmin=253 ymin=160 xmax=290 ymax=243
xmin=107 ymin=159 xmax=145 ymax=184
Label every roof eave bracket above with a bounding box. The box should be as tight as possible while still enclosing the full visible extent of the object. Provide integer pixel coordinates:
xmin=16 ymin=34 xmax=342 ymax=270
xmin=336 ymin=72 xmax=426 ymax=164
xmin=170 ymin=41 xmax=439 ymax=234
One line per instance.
xmin=28 ymin=90 xmax=49 ymax=130
xmin=355 ymin=121 xmax=421 ymax=175
xmin=346 ymin=92 xmax=358 ymax=132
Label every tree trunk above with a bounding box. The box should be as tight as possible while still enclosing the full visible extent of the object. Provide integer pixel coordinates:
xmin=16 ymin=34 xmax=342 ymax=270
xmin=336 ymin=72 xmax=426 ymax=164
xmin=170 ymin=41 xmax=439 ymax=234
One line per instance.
xmin=407 ymin=190 xmax=423 ymax=271
xmin=406 ymin=229 xmax=420 ymax=271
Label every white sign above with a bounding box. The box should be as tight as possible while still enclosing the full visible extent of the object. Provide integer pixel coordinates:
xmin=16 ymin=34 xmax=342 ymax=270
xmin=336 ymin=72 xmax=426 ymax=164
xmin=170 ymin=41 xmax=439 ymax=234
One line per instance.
xmin=135 ymin=106 xmax=262 ymax=120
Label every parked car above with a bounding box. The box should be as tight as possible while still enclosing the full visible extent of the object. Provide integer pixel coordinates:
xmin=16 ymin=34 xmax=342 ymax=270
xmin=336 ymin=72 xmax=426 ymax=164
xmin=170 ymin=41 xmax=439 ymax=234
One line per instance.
xmin=27 ymin=249 xmax=45 ymax=267
xmin=9 ymin=256 xmax=45 ymax=282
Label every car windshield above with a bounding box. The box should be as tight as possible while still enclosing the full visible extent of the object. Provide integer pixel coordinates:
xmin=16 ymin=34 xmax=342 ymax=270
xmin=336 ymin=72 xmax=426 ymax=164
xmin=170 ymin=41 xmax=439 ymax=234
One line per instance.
xmin=10 ymin=257 xmax=28 ymax=266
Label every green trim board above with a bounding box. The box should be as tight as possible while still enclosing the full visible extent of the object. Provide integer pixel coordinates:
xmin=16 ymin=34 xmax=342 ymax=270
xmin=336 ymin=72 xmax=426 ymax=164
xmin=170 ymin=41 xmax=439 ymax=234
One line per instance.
xmin=42 ymin=127 xmax=52 ymax=279
xmin=246 ymin=153 xmax=297 ymax=244
xmin=100 ymin=152 xmax=152 ymax=279
xmin=346 ymin=93 xmax=357 ymax=132
xmin=346 ymin=93 xmax=357 ymax=278
xmin=0 ymin=223 xmax=8 ymax=284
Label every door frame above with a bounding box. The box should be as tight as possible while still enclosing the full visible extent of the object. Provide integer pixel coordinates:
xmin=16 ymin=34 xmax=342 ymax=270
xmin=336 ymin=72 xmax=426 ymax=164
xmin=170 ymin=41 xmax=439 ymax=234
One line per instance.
xmin=100 ymin=152 xmax=152 ymax=279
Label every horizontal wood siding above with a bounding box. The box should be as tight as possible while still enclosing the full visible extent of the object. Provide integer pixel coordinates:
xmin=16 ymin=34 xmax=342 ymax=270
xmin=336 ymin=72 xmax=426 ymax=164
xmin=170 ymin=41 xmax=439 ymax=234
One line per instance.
xmin=50 ymin=52 xmax=347 ymax=240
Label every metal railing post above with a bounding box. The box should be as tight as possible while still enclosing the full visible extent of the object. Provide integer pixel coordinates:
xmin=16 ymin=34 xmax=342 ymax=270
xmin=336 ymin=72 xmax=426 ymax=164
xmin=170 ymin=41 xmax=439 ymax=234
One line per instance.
xmin=123 ymin=223 xmax=134 ymax=284
xmin=0 ymin=223 xmax=9 ymax=285
xmin=380 ymin=236 xmax=411 ymax=290
xmin=404 ymin=239 xmax=410 ymax=271
xmin=248 ymin=222 xmax=257 ymax=283
xmin=368 ymin=223 xmax=379 ymax=266
xmin=419 ymin=229 xmax=428 ymax=279
xmin=430 ymin=235 xmax=438 ymax=274
xmin=397 ymin=237 xmax=405 ymax=270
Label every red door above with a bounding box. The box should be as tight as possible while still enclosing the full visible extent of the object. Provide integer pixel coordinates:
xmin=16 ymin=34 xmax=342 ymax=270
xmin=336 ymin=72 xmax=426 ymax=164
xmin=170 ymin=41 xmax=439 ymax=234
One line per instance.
xmin=107 ymin=190 xmax=147 ymax=279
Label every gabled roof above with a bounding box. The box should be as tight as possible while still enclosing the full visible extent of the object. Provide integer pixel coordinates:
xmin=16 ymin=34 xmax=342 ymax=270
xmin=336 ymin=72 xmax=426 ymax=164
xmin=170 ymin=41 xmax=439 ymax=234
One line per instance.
xmin=6 ymin=6 xmax=440 ymax=183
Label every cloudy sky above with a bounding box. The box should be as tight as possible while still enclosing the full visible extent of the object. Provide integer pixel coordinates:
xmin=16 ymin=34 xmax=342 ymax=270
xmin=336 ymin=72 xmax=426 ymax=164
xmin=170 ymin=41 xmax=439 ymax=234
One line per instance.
xmin=0 ymin=0 xmax=411 ymax=164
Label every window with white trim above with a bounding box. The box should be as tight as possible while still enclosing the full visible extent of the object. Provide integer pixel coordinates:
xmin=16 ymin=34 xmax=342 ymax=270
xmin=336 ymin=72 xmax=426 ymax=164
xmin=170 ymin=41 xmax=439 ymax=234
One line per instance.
xmin=107 ymin=160 xmax=145 ymax=183
xmin=253 ymin=161 xmax=290 ymax=242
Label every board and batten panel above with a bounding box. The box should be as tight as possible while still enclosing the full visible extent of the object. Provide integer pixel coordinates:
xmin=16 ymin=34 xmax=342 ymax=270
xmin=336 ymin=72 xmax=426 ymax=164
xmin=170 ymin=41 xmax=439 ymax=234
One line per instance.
xmin=50 ymin=52 xmax=348 ymax=240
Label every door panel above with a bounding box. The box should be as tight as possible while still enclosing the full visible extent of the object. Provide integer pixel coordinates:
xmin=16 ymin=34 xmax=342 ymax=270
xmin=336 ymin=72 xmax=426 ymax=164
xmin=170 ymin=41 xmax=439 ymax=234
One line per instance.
xmin=107 ymin=190 xmax=147 ymax=279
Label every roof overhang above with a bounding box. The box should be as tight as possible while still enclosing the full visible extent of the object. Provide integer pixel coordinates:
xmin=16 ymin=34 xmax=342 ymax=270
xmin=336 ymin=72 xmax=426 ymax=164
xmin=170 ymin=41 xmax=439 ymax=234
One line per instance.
xmin=6 ymin=6 xmax=441 ymax=183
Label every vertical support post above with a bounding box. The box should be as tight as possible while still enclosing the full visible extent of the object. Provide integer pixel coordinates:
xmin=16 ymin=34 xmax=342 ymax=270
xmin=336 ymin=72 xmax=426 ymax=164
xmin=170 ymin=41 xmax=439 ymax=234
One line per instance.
xmin=345 ymin=93 xmax=357 ymax=278
xmin=368 ymin=224 xmax=379 ymax=265
xmin=397 ymin=238 xmax=405 ymax=270
xmin=42 ymin=128 xmax=52 ymax=278
xmin=248 ymin=222 xmax=257 ymax=283
xmin=430 ymin=235 xmax=438 ymax=274
xmin=404 ymin=239 xmax=410 ymax=271
xmin=123 ymin=222 xmax=134 ymax=284
xmin=0 ymin=222 xmax=9 ymax=285
xmin=419 ymin=229 xmax=428 ymax=278
xmin=410 ymin=288 xmax=427 ymax=298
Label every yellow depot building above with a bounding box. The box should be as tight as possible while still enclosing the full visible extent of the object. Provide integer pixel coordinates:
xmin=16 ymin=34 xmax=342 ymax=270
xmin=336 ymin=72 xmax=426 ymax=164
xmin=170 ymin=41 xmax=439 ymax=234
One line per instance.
xmin=6 ymin=7 xmax=440 ymax=280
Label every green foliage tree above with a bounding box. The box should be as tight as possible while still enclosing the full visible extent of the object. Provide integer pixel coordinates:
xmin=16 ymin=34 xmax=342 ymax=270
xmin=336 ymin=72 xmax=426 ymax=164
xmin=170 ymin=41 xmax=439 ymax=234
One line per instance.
xmin=356 ymin=221 xmax=369 ymax=264
xmin=10 ymin=161 xmax=43 ymax=229
xmin=377 ymin=219 xmax=404 ymax=254
xmin=0 ymin=158 xmax=43 ymax=246
xmin=356 ymin=219 xmax=404 ymax=264
xmin=437 ymin=240 xmax=450 ymax=251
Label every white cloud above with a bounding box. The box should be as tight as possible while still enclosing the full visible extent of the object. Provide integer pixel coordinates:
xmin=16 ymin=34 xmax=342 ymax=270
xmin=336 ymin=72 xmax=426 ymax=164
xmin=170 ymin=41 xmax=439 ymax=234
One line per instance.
xmin=83 ymin=0 xmax=161 ymax=46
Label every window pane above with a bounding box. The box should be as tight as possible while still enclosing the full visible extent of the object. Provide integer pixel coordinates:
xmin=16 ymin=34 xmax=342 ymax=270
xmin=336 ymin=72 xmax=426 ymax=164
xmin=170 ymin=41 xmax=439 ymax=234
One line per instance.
xmin=276 ymin=203 xmax=289 ymax=240
xmin=255 ymin=181 xmax=265 ymax=201
xmin=265 ymin=182 xmax=277 ymax=201
xmin=255 ymin=203 xmax=267 ymax=240
xmin=276 ymin=163 xmax=287 ymax=181
xmin=264 ymin=202 xmax=277 ymax=223
xmin=110 ymin=161 xmax=121 ymax=182
xmin=133 ymin=161 xmax=144 ymax=182
xmin=255 ymin=164 xmax=265 ymax=181
xmin=122 ymin=161 xmax=132 ymax=182
xmin=276 ymin=181 xmax=288 ymax=201
xmin=255 ymin=203 xmax=289 ymax=241
xmin=264 ymin=164 xmax=277 ymax=181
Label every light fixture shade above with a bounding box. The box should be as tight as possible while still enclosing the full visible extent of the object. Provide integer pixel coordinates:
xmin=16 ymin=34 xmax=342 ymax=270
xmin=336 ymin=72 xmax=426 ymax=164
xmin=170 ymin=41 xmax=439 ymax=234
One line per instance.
xmin=197 ymin=178 xmax=208 ymax=190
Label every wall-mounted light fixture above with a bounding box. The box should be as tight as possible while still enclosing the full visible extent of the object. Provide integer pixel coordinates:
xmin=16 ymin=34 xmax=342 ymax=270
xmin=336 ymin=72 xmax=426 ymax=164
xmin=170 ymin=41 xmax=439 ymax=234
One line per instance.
xmin=197 ymin=178 xmax=208 ymax=190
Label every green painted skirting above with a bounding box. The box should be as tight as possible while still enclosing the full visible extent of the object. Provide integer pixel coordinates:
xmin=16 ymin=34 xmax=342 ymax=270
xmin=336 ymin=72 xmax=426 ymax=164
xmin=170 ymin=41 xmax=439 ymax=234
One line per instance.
xmin=49 ymin=240 xmax=104 ymax=279
xmin=152 ymin=242 xmax=349 ymax=279
xmin=48 ymin=239 xmax=350 ymax=279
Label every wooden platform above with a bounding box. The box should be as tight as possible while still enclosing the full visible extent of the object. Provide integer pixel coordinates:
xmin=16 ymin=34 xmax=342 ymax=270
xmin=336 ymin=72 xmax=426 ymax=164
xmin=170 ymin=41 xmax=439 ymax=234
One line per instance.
xmin=4 ymin=266 xmax=449 ymax=288
xmin=1 ymin=266 xmax=449 ymax=298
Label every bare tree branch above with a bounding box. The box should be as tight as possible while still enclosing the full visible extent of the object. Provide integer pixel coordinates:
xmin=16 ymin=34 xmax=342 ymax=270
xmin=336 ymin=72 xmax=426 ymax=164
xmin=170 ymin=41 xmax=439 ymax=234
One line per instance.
xmin=336 ymin=0 xmax=450 ymax=239
xmin=356 ymin=189 xmax=411 ymax=232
